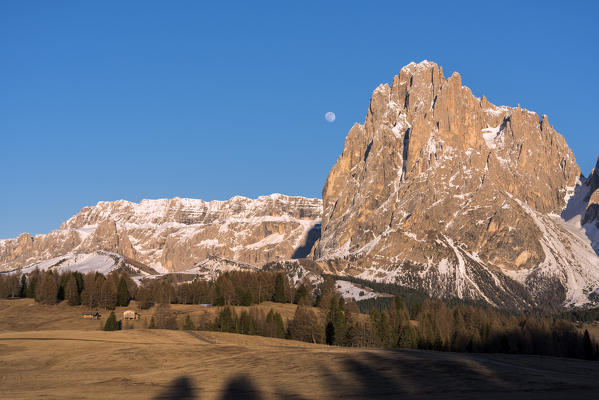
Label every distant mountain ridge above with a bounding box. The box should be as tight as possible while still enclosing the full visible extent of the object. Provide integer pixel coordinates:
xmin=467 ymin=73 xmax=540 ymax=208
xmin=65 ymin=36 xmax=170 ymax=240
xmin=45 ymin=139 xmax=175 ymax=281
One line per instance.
xmin=0 ymin=194 xmax=322 ymax=274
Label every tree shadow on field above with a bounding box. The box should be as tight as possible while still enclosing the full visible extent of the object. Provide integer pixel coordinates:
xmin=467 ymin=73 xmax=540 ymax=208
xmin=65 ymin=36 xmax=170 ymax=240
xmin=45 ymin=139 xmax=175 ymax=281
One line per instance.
xmin=218 ymin=374 xmax=262 ymax=400
xmin=319 ymin=349 xmax=599 ymax=399
xmin=320 ymin=352 xmax=407 ymax=398
xmin=319 ymin=350 xmax=516 ymax=399
xmin=151 ymin=349 xmax=599 ymax=399
xmin=153 ymin=376 xmax=196 ymax=400
xmin=153 ymin=374 xmax=262 ymax=400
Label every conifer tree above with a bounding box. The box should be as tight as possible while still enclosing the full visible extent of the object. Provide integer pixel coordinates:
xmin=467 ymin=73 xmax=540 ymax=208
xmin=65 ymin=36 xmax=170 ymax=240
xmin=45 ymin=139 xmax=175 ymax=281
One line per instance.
xmin=294 ymin=283 xmax=309 ymax=305
xmin=273 ymin=273 xmax=286 ymax=303
xmin=325 ymin=321 xmax=335 ymax=345
xmin=583 ymin=329 xmax=593 ymax=360
xmin=20 ymin=274 xmax=27 ymax=298
xmin=239 ymin=289 xmax=253 ymax=306
xmin=104 ymin=311 xmax=119 ymax=331
xmin=398 ymin=324 xmax=418 ymax=349
xmin=213 ymin=306 xmax=235 ymax=332
xmin=182 ymin=315 xmax=195 ymax=330
xmin=327 ymin=296 xmax=347 ymax=346
xmin=265 ymin=309 xmax=285 ymax=338
xmin=117 ymin=277 xmax=129 ymax=307
xmin=237 ymin=311 xmax=255 ymax=335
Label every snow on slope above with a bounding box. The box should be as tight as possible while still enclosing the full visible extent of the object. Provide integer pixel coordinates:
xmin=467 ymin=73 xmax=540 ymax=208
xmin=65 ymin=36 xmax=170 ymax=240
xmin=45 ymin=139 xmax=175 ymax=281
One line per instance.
xmin=183 ymin=257 xmax=259 ymax=280
xmin=11 ymin=251 xmax=125 ymax=275
xmin=505 ymin=189 xmax=599 ymax=307
xmin=335 ymin=280 xmax=389 ymax=301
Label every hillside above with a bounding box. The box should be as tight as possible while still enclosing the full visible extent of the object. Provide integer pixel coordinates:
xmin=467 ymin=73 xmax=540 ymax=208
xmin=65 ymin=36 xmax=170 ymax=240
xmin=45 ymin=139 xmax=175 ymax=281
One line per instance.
xmin=1 ymin=327 xmax=598 ymax=399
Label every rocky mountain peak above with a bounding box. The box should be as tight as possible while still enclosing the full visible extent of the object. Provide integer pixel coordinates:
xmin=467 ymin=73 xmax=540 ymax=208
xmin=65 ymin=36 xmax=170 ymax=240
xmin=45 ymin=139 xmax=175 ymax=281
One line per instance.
xmin=317 ymin=61 xmax=597 ymax=310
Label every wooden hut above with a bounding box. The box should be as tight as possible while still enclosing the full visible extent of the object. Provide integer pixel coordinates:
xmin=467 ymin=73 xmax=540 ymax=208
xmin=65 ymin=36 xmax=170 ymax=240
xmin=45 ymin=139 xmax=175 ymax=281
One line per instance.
xmin=123 ymin=310 xmax=141 ymax=320
xmin=81 ymin=312 xmax=101 ymax=320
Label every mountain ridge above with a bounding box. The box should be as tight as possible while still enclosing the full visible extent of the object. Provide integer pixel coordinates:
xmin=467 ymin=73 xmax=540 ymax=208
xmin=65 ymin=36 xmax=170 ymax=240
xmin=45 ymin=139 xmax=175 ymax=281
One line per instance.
xmin=0 ymin=193 xmax=322 ymax=274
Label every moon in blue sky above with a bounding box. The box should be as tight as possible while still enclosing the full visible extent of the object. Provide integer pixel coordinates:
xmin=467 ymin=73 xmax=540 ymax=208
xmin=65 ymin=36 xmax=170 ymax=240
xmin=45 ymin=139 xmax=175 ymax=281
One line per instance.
xmin=325 ymin=112 xmax=336 ymax=123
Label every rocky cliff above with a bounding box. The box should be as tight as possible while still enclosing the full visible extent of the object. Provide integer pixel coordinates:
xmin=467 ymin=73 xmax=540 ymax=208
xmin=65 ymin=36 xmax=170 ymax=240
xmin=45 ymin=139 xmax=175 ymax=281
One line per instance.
xmin=583 ymin=157 xmax=599 ymax=226
xmin=316 ymin=61 xmax=599 ymax=310
xmin=0 ymin=194 xmax=322 ymax=273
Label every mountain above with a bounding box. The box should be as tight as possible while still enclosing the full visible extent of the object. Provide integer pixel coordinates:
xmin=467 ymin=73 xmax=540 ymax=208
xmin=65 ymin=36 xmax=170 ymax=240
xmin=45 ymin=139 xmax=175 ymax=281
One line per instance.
xmin=0 ymin=194 xmax=322 ymax=274
xmin=2 ymin=61 xmax=598 ymax=311
xmin=315 ymin=61 xmax=599 ymax=310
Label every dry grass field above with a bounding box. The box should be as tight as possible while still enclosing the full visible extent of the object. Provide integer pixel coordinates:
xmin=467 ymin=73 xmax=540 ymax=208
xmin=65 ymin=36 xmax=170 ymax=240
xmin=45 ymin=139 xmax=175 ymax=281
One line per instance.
xmin=1 ymin=299 xmax=598 ymax=399
xmin=0 ymin=298 xmax=304 ymax=332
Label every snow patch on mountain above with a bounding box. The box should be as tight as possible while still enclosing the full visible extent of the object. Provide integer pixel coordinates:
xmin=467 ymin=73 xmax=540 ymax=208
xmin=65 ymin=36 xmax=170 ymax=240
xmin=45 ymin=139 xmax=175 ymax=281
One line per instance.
xmin=335 ymin=280 xmax=388 ymax=301
xmin=481 ymin=125 xmax=501 ymax=149
xmin=7 ymin=251 xmax=127 ymax=276
xmin=513 ymin=197 xmax=599 ymax=307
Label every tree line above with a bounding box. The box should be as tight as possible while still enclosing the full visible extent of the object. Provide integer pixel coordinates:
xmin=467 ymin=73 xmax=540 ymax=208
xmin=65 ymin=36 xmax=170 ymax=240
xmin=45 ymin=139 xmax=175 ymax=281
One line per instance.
xmin=1 ymin=270 xmax=598 ymax=360
xmin=131 ymin=278 xmax=599 ymax=360
xmin=0 ymin=269 xmax=136 ymax=308
xmin=0 ymin=269 xmax=314 ymax=309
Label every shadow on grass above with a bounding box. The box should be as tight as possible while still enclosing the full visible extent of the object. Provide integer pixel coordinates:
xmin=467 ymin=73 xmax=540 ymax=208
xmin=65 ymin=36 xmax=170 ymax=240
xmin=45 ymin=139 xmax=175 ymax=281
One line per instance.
xmin=153 ymin=349 xmax=598 ymax=399
xmin=153 ymin=376 xmax=196 ymax=400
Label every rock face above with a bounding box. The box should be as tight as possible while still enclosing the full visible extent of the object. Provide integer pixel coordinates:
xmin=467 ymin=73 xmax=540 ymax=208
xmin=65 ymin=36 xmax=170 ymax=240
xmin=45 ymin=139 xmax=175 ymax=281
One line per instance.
xmin=0 ymin=194 xmax=322 ymax=273
xmin=316 ymin=61 xmax=599 ymax=310
xmin=583 ymin=157 xmax=599 ymax=226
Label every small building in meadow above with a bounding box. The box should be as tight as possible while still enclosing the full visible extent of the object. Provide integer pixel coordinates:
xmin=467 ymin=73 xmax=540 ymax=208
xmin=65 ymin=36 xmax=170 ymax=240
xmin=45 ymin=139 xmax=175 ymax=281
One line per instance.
xmin=81 ymin=312 xmax=101 ymax=320
xmin=123 ymin=310 xmax=141 ymax=320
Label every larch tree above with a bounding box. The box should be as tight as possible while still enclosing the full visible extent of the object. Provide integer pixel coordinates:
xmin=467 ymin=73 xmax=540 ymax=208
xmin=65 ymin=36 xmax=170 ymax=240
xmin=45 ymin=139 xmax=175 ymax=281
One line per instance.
xmin=288 ymin=305 xmax=323 ymax=344
xmin=65 ymin=275 xmax=81 ymax=306
xmin=36 ymin=272 xmax=58 ymax=305
xmin=99 ymin=279 xmax=117 ymax=310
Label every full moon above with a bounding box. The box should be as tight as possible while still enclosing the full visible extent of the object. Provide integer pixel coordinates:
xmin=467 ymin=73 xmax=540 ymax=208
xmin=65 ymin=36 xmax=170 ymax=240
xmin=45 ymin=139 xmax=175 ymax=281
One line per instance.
xmin=325 ymin=112 xmax=336 ymax=123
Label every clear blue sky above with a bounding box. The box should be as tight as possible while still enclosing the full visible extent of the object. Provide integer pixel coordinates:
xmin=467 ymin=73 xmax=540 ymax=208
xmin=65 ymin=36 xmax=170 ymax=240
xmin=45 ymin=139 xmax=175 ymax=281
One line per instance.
xmin=1 ymin=1 xmax=597 ymax=238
